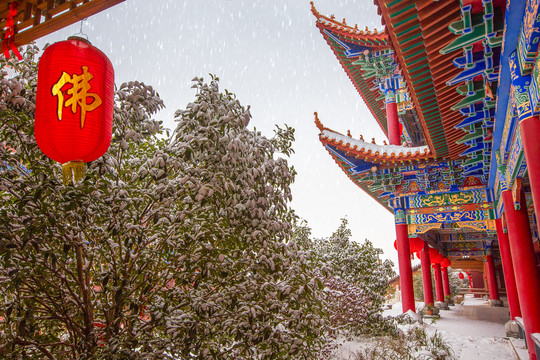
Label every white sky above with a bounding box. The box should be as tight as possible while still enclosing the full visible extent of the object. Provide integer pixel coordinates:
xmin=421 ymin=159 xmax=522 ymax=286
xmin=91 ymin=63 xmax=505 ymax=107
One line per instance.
xmin=38 ymin=0 xmax=407 ymax=266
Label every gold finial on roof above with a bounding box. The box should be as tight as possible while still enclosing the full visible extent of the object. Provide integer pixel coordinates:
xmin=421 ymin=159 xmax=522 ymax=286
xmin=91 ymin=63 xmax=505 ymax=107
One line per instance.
xmin=314 ymin=112 xmax=324 ymax=132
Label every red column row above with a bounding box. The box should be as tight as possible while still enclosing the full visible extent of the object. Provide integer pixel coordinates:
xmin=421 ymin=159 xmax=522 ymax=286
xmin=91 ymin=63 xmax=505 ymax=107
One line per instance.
xmin=396 ymin=222 xmax=415 ymax=313
xmin=386 ymin=89 xmax=401 ymax=146
xmin=495 ymin=218 xmax=521 ymax=319
xmin=420 ymin=243 xmax=434 ymax=307
xmin=502 ymin=188 xmax=540 ymax=359
xmin=442 ymin=267 xmax=451 ymax=299
xmin=433 ymin=263 xmax=444 ymax=303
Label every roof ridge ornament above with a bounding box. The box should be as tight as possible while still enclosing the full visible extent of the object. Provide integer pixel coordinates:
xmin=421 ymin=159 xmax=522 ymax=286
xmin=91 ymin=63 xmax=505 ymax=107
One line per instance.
xmin=314 ymin=112 xmax=325 ymax=132
xmin=309 ymin=1 xmax=320 ymax=18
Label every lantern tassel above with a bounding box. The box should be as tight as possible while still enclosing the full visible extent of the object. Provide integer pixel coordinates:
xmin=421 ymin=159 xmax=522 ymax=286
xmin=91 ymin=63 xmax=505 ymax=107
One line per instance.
xmin=62 ymin=161 xmax=85 ymax=185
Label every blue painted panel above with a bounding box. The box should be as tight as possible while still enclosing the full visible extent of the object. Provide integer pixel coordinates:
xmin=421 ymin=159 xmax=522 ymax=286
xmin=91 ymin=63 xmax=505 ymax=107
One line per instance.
xmin=456 ymin=107 xmax=494 ymax=129
xmin=447 ymin=55 xmax=500 ymax=86
xmin=509 ymin=51 xmax=533 ymax=121
xmin=323 ymin=29 xmax=371 ymax=58
xmin=325 ymin=144 xmax=374 ymax=175
xmin=517 ymin=0 xmax=540 ymax=70
xmin=489 ymin=1 xmax=527 ymax=188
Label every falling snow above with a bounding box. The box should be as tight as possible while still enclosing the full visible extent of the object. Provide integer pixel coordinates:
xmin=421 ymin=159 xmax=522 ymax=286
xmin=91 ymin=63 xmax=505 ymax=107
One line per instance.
xmin=36 ymin=0 xmax=401 ymax=268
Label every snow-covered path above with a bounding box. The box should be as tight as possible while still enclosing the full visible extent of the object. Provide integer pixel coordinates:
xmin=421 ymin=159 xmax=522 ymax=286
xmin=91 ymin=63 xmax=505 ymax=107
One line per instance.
xmin=424 ymin=296 xmax=523 ymax=360
xmin=334 ymin=296 xmax=527 ymax=359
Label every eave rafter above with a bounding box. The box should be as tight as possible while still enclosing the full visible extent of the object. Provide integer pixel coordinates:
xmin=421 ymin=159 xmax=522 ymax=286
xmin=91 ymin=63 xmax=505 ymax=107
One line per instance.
xmin=0 ymin=0 xmax=125 ymax=51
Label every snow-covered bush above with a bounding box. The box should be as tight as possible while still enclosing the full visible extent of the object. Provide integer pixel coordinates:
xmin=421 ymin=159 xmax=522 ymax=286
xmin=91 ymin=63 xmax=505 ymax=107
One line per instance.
xmin=306 ymin=219 xmax=396 ymax=337
xmin=0 ymin=47 xmax=329 ymax=359
xmin=353 ymin=325 xmax=453 ymax=360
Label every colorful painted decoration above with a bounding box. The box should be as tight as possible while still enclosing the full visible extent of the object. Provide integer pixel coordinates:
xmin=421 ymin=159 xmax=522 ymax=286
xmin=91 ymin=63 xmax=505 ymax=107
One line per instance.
xmin=458 ymin=272 xmax=465 ymax=280
xmin=35 ymin=36 xmax=114 ymax=184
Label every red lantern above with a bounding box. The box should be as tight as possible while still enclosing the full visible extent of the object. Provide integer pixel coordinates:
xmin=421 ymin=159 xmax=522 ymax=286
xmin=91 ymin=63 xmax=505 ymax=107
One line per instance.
xmin=458 ymin=272 xmax=465 ymax=279
xmin=393 ymin=238 xmax=424 ymax=254
xmin=35 ymin=36 xmax=114 ymax=183
xmin=429 ymin=248 xmax=443 ymax=264
xmin=409 ymin=237 xmax=423 ymax=253
xmin=441 ymin=258 xmax=451 ymax=268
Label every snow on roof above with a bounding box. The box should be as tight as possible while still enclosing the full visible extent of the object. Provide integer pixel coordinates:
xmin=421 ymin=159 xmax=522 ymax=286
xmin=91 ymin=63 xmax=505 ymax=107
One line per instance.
xmin=320 ymin=129 xmax=430 ymax=160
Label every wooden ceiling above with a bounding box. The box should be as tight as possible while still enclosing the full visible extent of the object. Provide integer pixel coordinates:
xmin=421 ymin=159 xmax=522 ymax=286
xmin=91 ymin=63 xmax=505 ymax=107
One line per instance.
xmin=0 ymin=0 xmax=124 ymax=51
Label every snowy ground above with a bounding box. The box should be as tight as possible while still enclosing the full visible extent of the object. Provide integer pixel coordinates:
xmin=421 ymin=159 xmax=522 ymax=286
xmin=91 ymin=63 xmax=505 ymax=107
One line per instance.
xmin=333 ymin=295 xmax=527 ymax=359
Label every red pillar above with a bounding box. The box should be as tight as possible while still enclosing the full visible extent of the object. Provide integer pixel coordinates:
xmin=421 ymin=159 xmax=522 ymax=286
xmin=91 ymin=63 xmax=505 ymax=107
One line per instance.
xmin=432 ymin=263 xmax=444 ymax=303
xmin=396 ymin=223 xmax=415 ymax=313
xmin=502 ymin=189 xmax=540 ymax=359
xmin=441 ymin=266 xmax=451 ymax=298
xmin=420 ymin=242 xmax=434 ymax=306
xmin=495 ymin=218 xmax=521 ymax=319
xmin=520 ymin=116 xmax=540 ymax=221
xmin=486 ymin=254 xmax=502 ymax=306
xmin=385 ymin=89 xmax=401 ymax=145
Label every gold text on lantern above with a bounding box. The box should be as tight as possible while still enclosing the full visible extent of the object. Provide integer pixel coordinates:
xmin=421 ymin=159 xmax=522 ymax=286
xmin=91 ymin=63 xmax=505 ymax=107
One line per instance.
xmin=51 ymin=65 xmax=102 ymax=128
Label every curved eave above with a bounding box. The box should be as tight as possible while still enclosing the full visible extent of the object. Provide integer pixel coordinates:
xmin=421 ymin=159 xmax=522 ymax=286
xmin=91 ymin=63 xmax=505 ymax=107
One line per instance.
xmin=316 ymin=22 xmax=390 ymax=137
xmin=311 ymin=1 xmax=389 ymax=47
xmin=316 ymin=122 xmax=434 ymax=213
xmin=311 ymin=2 xmax=393 ymax=138
xmin=320 ymin=140 xmax=393 ymax=212
xmin=320 ymin=130 xmax=432 ymax=164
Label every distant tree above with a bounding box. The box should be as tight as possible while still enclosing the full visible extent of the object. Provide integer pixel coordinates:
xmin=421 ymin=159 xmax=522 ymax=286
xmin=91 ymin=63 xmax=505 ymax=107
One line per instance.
xmin=413 ymin=271 xmax=424 ymax=301
xmin=448 ymin=268 xmax=467 ymax=296
xmin=307 ymin=218 xmax=396 ymax=336
xmin=0 ymin=47 xmax=328 ymax=359
xmin=413 ymin=267 xmax=466 ymax=302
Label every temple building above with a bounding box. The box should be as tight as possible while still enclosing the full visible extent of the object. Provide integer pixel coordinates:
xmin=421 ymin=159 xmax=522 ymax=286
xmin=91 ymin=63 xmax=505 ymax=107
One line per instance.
xmin=311 ymin=1 xmax=540 ymax=358
xmin=0 ymin=0 xmax=124 ymax=53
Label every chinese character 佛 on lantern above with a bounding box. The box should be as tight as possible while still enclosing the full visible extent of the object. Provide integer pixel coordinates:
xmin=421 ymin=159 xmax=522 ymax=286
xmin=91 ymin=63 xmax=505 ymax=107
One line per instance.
xmin=35 ymin=36 xmax=114 ymax=184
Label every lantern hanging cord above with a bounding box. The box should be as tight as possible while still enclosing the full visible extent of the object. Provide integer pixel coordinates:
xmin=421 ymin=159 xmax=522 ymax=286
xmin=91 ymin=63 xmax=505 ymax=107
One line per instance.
xmin=73 ymin=18 xmax=89 ymax=40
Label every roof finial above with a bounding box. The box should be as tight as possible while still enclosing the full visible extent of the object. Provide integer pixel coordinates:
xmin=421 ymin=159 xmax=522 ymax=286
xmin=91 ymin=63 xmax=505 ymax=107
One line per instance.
xmin=330 ymin=14 xmax=335 ymax=20
xmin=371 ymin=138 xmax=376 ymax=144
xmin=359 ymin=134 xmax=364 ymax=141
xmin=314 ymin=112 xmax=324 ymax=132
xmin=347 ymin=130 xmax=352 ymax=137
xmin=310 ymin=1 xmax=320 ymax=17
xmin=343 ymin=18 xmax=347 ymax=25
xmin=383 ymin=140 xmax=388 ymax=145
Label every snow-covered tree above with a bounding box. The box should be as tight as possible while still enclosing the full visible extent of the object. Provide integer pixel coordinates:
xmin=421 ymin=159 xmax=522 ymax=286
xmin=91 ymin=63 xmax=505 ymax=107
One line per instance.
xmin=0 ymin=48 xmax=329 ymax=359
xmin=307 ymin=219 xmax=396 ymax=336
